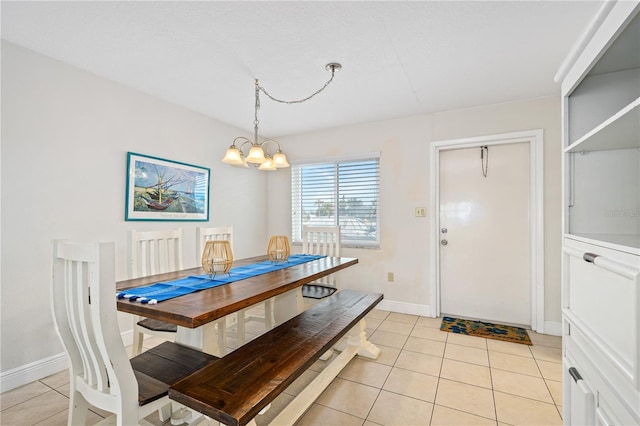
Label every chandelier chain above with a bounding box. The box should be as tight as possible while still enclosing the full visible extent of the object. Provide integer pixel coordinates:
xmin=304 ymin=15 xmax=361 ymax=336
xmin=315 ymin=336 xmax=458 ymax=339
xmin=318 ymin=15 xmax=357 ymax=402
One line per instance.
xmin=256 ymin=67 xmax=336 ymax=105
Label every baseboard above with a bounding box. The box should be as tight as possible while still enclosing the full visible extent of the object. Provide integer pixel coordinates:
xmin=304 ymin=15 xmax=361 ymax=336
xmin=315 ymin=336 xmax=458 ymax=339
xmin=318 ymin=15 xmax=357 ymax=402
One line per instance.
xmin=0 ymin=329 xmax=135 ymax=393
xmin=377 ymin=300 xmax=434 ymax=317
xmin=543 ymin=321 xmax=562 ymax=336
xmin=0 ymin=352 xmax=69 ymax=393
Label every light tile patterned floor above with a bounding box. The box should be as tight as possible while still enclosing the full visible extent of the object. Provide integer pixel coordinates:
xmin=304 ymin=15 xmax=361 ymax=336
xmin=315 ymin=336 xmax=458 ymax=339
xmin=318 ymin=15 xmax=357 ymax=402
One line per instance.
xmin=0 ymin=309 xmax=563 ymax=425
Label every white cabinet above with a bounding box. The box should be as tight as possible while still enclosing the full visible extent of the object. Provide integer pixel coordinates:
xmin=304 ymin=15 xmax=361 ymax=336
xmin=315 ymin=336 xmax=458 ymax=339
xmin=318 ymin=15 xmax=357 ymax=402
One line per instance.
xmin=561 ymin=1 xmax=640 ymax=425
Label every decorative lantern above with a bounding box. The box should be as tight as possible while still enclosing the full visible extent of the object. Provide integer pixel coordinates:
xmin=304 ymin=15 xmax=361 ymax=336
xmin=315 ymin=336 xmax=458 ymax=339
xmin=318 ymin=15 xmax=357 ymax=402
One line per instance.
xmin=267 ymin=235 xmax=290 ymax=262
xmin=201 ymin=240 xmax=233 ymax=279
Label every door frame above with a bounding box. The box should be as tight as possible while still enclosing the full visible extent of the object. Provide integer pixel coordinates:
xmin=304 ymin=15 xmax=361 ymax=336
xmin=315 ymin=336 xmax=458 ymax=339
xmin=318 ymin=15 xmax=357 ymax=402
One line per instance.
xmin=429 ymin=129 xmax=545 ymax=332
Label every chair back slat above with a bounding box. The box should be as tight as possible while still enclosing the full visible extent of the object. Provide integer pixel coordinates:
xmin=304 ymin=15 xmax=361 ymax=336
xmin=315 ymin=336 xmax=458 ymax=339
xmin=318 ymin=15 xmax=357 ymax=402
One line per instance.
xmin=52 ymin=241 xmax=138 ymax=418
xmin=302 ymin=226 xmax=341 ymax=286
xmin=196 ymin=226 xmax=233 ymax=261
xmin=70 ymin=259 xmax=106 ymax=390
xmin=129 ymin=229 xmax=183 ymax=279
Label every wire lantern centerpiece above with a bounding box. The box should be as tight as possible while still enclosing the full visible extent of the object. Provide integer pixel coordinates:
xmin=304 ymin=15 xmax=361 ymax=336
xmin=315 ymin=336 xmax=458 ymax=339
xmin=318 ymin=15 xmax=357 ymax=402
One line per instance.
xmin=201 ymin=240 xmax=233 ymax=279
xmin=222 ymin=63 xmax=342 ymax=170
xmin=267 ymin=235 xmax=291 ymax=263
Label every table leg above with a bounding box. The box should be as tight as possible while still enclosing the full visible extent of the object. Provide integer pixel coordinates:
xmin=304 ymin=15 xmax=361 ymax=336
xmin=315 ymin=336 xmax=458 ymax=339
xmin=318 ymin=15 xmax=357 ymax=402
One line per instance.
xmin=273 ymin=287 xmax=304 ymax=325
xmin=175 ymin=317 xmax=226 ymax=357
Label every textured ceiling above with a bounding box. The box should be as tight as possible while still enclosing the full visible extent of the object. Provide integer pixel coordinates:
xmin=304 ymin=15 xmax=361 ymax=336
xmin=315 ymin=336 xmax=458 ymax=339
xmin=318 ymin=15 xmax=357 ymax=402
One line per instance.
xmin=1 ymin=1 xmax=602 ymax=137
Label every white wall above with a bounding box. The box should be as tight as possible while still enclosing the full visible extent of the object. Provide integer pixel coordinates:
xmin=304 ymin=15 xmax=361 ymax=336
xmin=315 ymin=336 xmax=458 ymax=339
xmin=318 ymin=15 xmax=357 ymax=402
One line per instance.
xmin=0 ymin=41 xmax=269 ymax=378
xmin=268 ymin=97 xmax=562 ymax=323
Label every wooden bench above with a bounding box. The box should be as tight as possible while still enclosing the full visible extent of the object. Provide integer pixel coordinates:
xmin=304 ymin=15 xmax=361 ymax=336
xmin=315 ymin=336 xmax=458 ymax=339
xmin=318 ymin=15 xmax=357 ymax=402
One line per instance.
xmin=169 ymin=289 xmax=383 ymax=426
xmin=130 ymin=341 xmax=218 ymax=405
xmin=91 ymin=340 xmax=219 ymax=426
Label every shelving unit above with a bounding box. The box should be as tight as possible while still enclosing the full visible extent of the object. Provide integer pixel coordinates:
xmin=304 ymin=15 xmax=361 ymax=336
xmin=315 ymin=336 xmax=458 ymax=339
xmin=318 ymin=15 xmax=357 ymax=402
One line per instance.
xmin=566 ymin=98 xmax=640 ymax=153
xmin=560 ymin=2 xmax=640 ymax=425
xmin=563 ymin=6 xmax=640 ymax=253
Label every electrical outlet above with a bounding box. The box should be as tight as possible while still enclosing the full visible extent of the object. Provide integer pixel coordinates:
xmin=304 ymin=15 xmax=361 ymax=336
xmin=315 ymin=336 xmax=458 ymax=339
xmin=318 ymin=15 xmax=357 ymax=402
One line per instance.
xmin=387 ymin=272 xmax=394 ymax=282
xmin=415 ymin=207 xmax=426 ymax=217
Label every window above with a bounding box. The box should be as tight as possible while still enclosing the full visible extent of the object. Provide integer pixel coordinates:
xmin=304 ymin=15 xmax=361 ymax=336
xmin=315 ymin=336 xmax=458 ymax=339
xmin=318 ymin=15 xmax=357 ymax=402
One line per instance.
xmin=291 ymin=154 xmax=380 ymax=248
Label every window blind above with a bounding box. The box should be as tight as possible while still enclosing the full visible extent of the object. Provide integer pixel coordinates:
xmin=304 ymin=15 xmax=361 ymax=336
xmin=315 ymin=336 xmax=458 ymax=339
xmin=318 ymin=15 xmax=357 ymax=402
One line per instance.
xmin=291 ymin=156 xmax=380 ymax=247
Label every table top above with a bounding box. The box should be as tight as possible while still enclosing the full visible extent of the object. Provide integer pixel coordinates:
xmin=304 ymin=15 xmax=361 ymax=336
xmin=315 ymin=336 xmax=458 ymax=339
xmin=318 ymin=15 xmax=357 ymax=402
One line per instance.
xmin=116 ymin=255 xmax=358 ymax=328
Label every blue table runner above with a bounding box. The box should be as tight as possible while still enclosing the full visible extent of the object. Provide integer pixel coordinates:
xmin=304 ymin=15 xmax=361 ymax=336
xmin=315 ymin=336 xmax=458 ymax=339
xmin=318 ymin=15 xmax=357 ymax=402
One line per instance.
xmin=116 ymin=254 xmax=324 ymax=304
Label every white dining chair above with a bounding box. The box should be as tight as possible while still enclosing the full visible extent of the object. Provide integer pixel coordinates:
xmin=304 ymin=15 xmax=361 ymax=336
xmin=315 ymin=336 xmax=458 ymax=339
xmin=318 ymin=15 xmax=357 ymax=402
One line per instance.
xmin=301 ymin=225 xmax=341 ymax=300
xmin=196 ymin=226 xmax=273 ymax=348
xmin=196 ymin=225 xmax=233 ymax=255
xmin=128 ymin=228 xmax=183 ymax=356
xmin=51 ymin=240 xmax=183 ymax=425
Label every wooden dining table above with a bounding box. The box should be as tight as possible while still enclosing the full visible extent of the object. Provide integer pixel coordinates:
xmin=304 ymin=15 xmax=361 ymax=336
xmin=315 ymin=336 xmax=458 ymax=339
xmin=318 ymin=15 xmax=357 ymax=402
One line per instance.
xmin=116 ymin=255 xmax=358 ymax=356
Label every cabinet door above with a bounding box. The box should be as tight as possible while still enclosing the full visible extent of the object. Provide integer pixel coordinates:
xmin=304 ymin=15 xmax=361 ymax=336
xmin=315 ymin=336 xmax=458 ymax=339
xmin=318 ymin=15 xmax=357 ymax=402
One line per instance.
xmin=566 ymin=365 xmax=595 ymax=425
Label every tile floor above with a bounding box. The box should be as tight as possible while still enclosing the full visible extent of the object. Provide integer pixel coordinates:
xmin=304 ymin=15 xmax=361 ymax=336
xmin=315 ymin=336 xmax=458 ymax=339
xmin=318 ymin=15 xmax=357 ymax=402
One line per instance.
xmin=1 ymin=309 xmax=563 ymax=425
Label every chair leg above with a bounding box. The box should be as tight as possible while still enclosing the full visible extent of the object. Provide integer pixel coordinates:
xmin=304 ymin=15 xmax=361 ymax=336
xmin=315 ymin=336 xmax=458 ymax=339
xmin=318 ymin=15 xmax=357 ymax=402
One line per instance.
xmin=216 ymin=318 xmax=227 ymax=356
xmin=236 ymin=312 xmax=246 ymax=345
xmin=131 ymin=317 xmax=144 ymax=357
xmin=68 ymin=390 xmax=90 ymax=425
xmin=264 ymin=300 xmax=273 ymax=329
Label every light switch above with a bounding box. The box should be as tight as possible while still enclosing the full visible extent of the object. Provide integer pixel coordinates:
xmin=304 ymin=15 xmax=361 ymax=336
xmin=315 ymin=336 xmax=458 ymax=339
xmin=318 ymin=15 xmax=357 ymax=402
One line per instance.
xmin=415 ymin=207 xmax=426 ymax=217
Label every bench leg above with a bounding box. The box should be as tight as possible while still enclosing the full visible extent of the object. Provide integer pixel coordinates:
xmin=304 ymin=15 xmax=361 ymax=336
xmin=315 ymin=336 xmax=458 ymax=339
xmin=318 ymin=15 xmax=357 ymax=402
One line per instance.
xmin=268 ymin=344 xmax=359 ymax=426
xmin=319 ymin=349 xmax=333 ymax=361
xmin=349 ymin=319 xmax=380 ymax=360
xmin=170 ymin=405 xmax=205 ymax=425
xmin=267 ymin=319 xmax=380 ymax=425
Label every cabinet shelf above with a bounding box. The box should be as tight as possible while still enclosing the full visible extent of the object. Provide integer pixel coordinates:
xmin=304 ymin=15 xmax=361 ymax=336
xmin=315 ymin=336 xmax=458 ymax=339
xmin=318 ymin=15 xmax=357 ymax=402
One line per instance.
xmin=565 ymin=97 xmax=640 ymax=153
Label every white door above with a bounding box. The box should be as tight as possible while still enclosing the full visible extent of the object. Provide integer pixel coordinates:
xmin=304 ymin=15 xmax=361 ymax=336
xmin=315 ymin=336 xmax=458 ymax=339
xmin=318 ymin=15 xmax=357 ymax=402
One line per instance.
xmin=439 ymin=142 xmax=531 ymax=326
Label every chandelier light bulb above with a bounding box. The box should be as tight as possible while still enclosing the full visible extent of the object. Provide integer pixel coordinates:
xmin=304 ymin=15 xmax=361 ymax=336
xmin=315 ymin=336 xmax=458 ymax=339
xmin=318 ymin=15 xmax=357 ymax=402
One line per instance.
xmin=246 ymin=144 xmax=266 ymax=164
xmin=221 ymin=146 xmax=243 ymax=165
xmin=258 ymin=155 xmax=277 ymax=171
xmin=273 ymin=150 xmax=290 ymax=168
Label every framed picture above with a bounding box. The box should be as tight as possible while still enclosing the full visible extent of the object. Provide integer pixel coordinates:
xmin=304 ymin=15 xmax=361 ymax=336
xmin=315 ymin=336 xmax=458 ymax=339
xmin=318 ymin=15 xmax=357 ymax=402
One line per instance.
xmin=125 ymin=152 xmax=210 ymax=221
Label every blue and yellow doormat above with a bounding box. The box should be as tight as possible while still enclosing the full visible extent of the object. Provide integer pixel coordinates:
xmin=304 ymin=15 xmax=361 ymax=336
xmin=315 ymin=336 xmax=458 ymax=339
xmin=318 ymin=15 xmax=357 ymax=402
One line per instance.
xmin=440 ymin=316 xmax=532 ymax=345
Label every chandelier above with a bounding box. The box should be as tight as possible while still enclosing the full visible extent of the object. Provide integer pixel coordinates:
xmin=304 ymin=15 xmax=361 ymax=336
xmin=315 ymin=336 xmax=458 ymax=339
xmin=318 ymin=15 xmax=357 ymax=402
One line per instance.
xmin=222 ymin=63 xmax=341 ymax=170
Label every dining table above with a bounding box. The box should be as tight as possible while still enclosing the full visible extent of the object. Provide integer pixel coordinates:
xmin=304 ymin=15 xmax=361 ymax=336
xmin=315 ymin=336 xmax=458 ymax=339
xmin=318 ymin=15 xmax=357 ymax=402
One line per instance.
xmin=116 ymin=254 xmax=358 ymax=356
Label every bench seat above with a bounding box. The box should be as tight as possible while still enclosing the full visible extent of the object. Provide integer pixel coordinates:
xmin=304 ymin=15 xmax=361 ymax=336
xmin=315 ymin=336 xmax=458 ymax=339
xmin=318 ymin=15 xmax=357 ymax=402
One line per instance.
xmin=169 ymin=289 xmax=383 ymax=426
xmin=130 ymin=341 xmax=218 ymax=406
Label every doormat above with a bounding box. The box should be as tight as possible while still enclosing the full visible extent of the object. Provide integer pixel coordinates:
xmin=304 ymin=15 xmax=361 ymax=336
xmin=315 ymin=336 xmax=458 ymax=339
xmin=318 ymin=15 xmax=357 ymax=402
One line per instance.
xmin=440 ymin=316 xmax=532 ymax=345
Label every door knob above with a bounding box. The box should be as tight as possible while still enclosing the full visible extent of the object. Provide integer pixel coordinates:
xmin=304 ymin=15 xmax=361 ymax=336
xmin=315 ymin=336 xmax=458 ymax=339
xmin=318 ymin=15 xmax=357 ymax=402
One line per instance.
xmin=441 ymin=227 xmax=448 ymax=234
xmin=441 ymin=239 xmax=448 ymax=246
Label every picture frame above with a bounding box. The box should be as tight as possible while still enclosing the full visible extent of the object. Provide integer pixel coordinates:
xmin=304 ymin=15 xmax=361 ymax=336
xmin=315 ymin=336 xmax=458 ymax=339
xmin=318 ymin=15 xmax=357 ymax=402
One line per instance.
xmin=125 ymin=152 xmax=210 ymax=221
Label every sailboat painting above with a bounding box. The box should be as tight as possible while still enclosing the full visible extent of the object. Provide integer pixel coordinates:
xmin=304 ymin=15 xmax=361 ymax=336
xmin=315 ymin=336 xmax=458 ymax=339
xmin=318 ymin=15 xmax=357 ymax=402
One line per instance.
xmin=125 ymin=152 xmax=210 ymax=221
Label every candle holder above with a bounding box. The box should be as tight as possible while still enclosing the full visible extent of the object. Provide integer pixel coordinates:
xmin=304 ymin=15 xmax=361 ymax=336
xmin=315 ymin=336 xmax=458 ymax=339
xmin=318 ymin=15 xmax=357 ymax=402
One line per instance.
xmin=201 ymin=240 xmax=233 ymax=279
xmin=267 ymin=235 xmax=290 ymax=263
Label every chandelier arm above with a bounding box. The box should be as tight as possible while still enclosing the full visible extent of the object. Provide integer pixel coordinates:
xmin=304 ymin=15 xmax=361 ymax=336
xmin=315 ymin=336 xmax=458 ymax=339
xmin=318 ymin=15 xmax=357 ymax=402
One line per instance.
xmin=256 ymin=66 xmax=336 ymax=105
xmin=233 ymin=136 xmax=251 ymax=146
xmin=238 ymin=139 xmax=253 ymax=152
xmin=260 ymin=139 xmax=282 ymax=153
